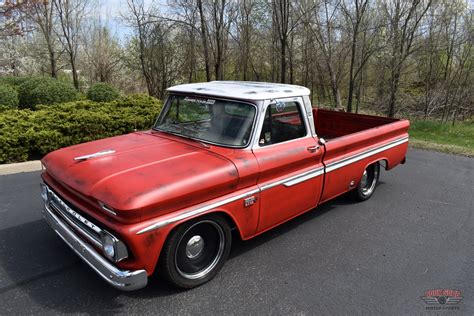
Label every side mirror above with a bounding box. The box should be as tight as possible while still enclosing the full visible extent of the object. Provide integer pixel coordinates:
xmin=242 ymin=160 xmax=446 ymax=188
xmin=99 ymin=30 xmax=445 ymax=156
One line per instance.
xmin=267 ymin=100 xmax=286 ymax=113
xmin=318 ymin=138 xmax=326 ymax=145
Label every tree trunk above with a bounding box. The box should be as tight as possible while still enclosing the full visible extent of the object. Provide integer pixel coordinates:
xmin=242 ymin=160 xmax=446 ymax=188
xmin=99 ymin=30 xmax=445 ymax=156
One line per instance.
xmin=49 ymin=48 xmax=57 ymax=78
xmin=70 ymin=53 xmax=79 ymax=89
xmin=387 ymin=70 xmax=400 ymax=117
xmin=355 ymin=67 xmax=364 ymax=114
xmin=198 ymin=0 xmax=211 ymax=81
xmin=280 ymin=37 xmax=286 ymax=83
xmin=346 ymin=31 xmax=357 ymax=112
xmin=188 ymin=29 xmax=195 ymax=83
xmin=328 ymin=65 xmax=341 ymax=108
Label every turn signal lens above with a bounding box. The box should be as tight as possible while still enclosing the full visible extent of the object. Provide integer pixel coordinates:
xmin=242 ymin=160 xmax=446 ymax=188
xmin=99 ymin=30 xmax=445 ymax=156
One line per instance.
xmin=101 ymin=232 xmax=116 ymax=259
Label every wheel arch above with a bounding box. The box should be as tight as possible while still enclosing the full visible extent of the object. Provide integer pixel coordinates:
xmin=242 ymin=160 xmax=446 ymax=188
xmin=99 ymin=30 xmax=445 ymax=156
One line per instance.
xmin=150 ymin=206 xmax=249 ymax=277
xmin=363 ymin=157 xmax=389 ymax=172
xmin=354 ymin=158 xmax=386 ymax=186
xmin=165 ymin=209 xmax=243 ymax=244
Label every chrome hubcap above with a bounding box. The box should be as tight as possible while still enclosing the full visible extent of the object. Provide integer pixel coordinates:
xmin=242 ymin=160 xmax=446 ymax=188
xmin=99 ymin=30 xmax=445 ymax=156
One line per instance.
xmin=185 ymin=235 xmax=205 ymax=259
xmin=361 ymin=165 xmax=379 ymax=196
xmin=175 ymin=220 xmax=226 ymax=280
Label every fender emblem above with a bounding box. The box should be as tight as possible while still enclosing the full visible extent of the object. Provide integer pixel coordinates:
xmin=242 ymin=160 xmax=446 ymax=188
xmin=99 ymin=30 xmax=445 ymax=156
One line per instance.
xmin=244 ymin=196 xmax=256 ymax=207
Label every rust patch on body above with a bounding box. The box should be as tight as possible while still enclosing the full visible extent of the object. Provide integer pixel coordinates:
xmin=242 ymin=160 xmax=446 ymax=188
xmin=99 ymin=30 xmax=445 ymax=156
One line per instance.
xmin=74 ymin=178 xmax=85 ymax=187
xmin=228 ymin=169 xmax=238 ymax=177
xmin=144 ymin=231 xmax=159 ymax=248
xmin=260 ymin=147 xmax=306 ymax=162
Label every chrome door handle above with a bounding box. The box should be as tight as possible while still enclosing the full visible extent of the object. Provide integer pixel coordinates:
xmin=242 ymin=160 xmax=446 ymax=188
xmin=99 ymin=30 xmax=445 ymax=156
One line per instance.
xmin=307 ymin=145 xmax=320 ymax=153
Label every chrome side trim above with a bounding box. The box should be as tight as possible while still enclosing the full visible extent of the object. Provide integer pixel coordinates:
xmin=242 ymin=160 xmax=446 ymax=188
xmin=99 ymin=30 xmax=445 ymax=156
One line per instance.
xmin=325 ymin=136 xmax=408 ymax=173
xmin=136 ymin=136 xmax=408 ymax=234
xmin=43 ymin=204 xmax=147 ymax=291
xmin=260 ymin=167 xmax=324 ymax=191
xmin=136 ymin=188 xmax=260 ymax=235
xmin=283 ymin=168 xmax=324 ymax=187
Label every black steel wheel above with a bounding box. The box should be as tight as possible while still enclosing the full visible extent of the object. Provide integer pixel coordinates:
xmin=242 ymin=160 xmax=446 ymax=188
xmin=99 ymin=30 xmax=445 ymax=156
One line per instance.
xmin=351 ymin=162 xmax=380 ymax=201
xmin=159 ymin=215 xmax=232 ymax=289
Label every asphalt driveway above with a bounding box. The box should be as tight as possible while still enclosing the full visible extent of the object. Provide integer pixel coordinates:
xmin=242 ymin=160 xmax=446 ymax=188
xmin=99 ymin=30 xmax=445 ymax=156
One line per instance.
xmin=0 ymin=149 xmax=472 ymax=314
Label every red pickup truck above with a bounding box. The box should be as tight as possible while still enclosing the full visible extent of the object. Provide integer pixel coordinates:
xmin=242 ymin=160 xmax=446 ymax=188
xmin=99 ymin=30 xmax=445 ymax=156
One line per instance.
xmin=40 ymin=81 xmax=409 ymax=290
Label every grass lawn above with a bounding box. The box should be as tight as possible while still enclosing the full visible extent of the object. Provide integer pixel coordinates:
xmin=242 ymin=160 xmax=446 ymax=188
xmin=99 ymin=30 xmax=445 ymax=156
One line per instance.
xmin=409 ymin=120 xmax=474 ymax=157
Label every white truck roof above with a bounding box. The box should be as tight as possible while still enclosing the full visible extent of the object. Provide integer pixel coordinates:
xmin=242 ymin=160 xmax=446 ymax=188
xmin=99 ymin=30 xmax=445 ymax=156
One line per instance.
xmin=167 ymin=81 xmax=311 ymax=101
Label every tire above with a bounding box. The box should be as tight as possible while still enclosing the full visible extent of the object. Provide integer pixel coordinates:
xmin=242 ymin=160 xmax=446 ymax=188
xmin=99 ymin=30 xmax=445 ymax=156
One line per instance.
xmin=351 ymin=162 xmax=380 ymax=202
xmin=159 ymin=215 xmax=232 ymax=289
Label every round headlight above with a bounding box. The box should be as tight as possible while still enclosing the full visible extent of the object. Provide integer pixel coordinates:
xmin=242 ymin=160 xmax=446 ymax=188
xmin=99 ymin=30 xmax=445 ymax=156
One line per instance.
xmin=101 ymin=233 xmax=116 ymax=259
xmin=40 ymin=184 xmax=49 ymax=203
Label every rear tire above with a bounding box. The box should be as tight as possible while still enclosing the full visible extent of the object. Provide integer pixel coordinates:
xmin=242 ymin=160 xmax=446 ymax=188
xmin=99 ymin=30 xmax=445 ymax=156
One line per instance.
xmin=159 ymin=215 xmax=232 ymax=289
xmin=351 ymin=162 xmax=380 ymax=202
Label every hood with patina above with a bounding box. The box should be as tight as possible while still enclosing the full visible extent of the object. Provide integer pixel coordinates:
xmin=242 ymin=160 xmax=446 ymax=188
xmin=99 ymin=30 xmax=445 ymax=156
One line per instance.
xmin=42 ymin=131 xmax=239 ymax=220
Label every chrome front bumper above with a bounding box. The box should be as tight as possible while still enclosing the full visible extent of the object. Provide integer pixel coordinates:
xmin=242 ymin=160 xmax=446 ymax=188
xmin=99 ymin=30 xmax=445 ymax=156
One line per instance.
xmin=43 ymin=204 xmax=148 ymax=291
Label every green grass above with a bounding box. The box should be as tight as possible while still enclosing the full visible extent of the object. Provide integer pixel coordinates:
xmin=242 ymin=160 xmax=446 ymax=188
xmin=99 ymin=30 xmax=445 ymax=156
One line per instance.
xmin=409 ymin=120 xmax=474 ymax=157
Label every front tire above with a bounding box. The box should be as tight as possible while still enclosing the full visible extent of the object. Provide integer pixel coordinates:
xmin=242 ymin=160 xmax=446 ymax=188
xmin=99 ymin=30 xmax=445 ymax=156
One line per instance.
xmin=351 ymin=162 xmax=380 ymax=201
xmin=159 ymin=215 xmax=232 ymax=289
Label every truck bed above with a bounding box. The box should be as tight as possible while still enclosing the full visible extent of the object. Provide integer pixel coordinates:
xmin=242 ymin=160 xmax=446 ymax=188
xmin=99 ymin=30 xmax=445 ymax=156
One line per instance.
xmin=312 ymin=109 xmax=399 ymax=140
xmin=310 ymin=108 xmax=409 ymax=203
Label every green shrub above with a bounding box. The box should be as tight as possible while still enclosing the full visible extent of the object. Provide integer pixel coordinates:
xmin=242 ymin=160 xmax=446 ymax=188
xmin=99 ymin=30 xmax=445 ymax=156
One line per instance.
xmin=0 ymin=110 xmax=32 ymax=162
xmin=0 ymin=94 xmax=162 ymax=163
xmin=0 ymin=76 xmax=29 ymax=89
xmin=0 ymin=84 xmax=19 ymax=108
xmin=86 ymin=82 xmax=120 ymax=102
xmin=18 ymin=77 xmax=78 ymax=109
xmin=0 ymin=105 xmax=12 ymax=112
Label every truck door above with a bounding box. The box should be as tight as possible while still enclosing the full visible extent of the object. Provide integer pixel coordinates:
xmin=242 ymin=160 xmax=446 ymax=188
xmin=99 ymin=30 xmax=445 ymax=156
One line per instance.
xmin=252 ymin=97 xmax=325 ymax=233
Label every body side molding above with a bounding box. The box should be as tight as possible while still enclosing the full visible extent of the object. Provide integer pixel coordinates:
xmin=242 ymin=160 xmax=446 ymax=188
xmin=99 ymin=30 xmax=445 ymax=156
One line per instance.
xmin=137 ymin=136 xmax=408 ymax=234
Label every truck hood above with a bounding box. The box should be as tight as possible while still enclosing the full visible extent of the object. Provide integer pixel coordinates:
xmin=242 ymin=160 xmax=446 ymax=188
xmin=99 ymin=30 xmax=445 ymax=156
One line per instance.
xmin=42 ymin=131 xmax=238 ymax=220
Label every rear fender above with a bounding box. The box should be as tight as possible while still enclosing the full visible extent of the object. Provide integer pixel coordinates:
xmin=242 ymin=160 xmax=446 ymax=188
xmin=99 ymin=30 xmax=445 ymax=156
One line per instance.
xmin=363 ymin=158 xmax=388 ymax=173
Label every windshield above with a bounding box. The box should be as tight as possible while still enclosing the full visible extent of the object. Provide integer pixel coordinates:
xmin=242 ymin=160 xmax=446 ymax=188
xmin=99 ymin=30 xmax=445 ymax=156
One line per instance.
xmin=154 ymin=95 xmax=256 ymax=147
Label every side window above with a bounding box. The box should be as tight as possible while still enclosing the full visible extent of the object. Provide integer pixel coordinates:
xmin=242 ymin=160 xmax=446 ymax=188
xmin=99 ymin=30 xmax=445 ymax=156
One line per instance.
xmin=259 ymin=101 xmax=307 ymax=146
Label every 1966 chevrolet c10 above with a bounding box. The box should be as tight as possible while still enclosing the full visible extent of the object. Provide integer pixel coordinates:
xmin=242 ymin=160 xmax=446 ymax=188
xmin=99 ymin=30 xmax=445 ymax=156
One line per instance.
xmin=40 ymin=81 xmax=409 ymax=290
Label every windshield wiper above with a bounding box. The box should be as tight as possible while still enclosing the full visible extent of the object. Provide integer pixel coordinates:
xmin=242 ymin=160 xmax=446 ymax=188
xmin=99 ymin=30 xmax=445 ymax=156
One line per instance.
xmin=154 ymin=128 xmax=210 ymax=148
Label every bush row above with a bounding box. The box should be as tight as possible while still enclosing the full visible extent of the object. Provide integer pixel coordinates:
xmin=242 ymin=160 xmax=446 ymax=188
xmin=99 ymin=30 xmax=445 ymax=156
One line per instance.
xmin=0 ymin=84 xmax=19 ymax=108
xmin=0 ymin=94 xmax=162 ymax=163
xmin=0 ymin=76 xmax=120 ymax=109
xmin=18 ymin=77 xmax=79 ymax=109
xmin=87 ymin=82 xmax=120 ymax=102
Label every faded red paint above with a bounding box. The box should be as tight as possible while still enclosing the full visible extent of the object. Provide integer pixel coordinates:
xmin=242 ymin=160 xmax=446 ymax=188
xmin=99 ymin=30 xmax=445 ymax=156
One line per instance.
xmin=41 ymin=103 xmax=409 ymax=278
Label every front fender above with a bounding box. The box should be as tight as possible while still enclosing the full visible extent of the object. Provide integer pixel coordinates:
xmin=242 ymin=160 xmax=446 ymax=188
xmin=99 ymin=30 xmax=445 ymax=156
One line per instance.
xmin=123 ymin=186 xmax=260 ymax=275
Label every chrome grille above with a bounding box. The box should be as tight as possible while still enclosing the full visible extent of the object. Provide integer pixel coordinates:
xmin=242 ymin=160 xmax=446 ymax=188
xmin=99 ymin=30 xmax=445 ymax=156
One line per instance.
xmin=47 ymin=187 xmax=103 ymax=248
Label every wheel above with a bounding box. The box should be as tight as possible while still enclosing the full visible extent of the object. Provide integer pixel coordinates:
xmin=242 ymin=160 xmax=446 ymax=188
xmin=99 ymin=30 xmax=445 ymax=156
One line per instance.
xmin=351 ymin=162 xmax=380 ymax=201
xmin=159 ymin=215 xmax=232 ymax=289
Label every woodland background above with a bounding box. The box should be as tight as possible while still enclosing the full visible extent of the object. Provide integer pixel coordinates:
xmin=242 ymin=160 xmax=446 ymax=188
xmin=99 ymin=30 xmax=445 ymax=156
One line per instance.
xmin=0 ymin=0 xmax=473 ymax=121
